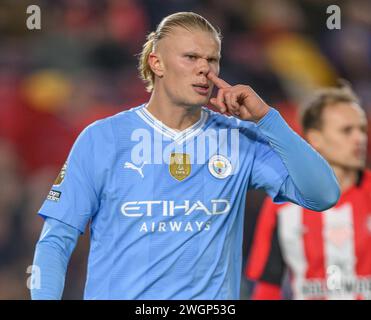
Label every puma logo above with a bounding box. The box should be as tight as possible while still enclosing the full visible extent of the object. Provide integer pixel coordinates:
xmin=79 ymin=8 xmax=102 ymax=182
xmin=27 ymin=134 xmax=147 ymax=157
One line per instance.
xmin=124 ymin=161 xmax=146 ymax=178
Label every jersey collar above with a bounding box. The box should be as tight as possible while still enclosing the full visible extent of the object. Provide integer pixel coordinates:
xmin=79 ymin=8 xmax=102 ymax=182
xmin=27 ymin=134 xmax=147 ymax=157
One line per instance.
xmin=136 ymin=104 xmax=209 ymax=144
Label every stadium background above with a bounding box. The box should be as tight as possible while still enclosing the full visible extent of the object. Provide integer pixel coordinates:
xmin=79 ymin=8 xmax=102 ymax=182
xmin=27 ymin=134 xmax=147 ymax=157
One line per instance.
xmin=0 ymin=0 xmax=370 ymax=299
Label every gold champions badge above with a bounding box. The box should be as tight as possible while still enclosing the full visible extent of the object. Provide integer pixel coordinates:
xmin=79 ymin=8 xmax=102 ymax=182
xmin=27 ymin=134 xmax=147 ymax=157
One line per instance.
xmin=169 ymin=153 xmax=191 ymax=181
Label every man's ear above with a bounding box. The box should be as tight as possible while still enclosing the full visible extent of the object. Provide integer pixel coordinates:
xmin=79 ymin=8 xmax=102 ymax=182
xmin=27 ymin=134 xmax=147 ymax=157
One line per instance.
xmin=148 ymin=52 xmax=164 ymax=78
xmin=306 ymin=129 xmax=323 ymax=151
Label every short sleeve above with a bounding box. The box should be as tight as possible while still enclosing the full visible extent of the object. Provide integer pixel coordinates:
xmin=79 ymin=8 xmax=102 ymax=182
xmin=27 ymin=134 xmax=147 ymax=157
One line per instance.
xmin=38 ymin=126 xmax=99 ymax=233
xmin=249 ymin=134 xmax=289 ymax=201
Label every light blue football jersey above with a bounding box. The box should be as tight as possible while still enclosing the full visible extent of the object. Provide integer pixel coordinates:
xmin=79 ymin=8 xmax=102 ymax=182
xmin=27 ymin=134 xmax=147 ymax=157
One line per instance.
xmin=38 ymin=104 xmax=290 ymax=299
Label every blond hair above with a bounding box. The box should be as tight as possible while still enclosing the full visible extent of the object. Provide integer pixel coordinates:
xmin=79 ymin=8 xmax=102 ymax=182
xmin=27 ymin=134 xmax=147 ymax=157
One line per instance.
xmin=138 ymin=12 xmax=222 ymax=92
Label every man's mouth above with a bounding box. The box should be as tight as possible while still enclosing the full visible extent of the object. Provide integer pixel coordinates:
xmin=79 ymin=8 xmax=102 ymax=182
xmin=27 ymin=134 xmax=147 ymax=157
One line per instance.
xmin=353 ymin=148 xmax=367 ymax=159
xmin=192 ymin=83 xmax=210 ymax=95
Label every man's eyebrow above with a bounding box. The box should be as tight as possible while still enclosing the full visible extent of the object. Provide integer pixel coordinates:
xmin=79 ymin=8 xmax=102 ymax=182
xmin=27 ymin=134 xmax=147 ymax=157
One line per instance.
xmin=183 ymin=51 xmax=199 ymax=56
xmin=208 ymin=54 xmax=221 ymax=60
xmin=183 ymin=51 xmax=221 ymax=59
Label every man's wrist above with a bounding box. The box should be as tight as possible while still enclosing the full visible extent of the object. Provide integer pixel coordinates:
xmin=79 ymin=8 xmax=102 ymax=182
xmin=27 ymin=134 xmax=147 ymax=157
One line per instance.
xmin=255 ymin=107 xmax=276 ymax=126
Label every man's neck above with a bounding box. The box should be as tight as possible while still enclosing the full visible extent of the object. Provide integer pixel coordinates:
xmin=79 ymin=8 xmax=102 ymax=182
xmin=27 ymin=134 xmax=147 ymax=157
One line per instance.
xmin=146 ymin=91 xmax=202 ymax=131
xmin=332 ymin=165 xmax=360 ymax=193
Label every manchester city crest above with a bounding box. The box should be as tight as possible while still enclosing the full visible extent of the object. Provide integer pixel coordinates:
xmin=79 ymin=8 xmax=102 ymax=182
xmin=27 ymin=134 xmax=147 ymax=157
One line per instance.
xmin=208 ymin=155 xmax=232 ymax=179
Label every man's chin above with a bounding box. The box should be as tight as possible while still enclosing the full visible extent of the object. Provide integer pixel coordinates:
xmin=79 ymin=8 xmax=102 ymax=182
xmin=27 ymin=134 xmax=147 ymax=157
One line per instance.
xmin=343 ymin=161 xmax=366 ymax=171
xmin=329 ymin=158 xmax=366 ymax=171
xmin=186 ymin=98 xmax=210 ymax=108
xmin=192 ymin=92 xmax=211 ymax=104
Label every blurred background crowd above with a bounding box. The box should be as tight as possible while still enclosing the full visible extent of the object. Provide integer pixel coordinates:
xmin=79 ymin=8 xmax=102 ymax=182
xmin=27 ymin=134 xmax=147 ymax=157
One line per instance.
xmin=0 ymin=0 xmax=370 ymax=299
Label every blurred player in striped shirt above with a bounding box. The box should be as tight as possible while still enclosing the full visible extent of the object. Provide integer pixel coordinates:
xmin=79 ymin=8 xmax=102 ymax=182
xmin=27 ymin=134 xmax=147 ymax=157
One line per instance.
xmin=245 ymin=83 xmax=371 ymax=300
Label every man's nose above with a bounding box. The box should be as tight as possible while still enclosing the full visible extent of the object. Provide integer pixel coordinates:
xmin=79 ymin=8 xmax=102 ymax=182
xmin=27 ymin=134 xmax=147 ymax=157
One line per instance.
xmin=197 ymin=58 xmax=210 ymax=75
xmin=354 ymin=129 xmax=368 ymax=145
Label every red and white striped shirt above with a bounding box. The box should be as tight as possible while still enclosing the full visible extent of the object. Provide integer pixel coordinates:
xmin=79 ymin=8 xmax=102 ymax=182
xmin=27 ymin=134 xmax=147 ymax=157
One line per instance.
xmin=245 ymin=170 xmax=371 ymax=300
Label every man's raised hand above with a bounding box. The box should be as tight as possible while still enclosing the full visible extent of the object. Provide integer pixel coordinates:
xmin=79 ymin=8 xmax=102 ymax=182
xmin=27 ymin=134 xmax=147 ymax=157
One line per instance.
xmin=207 ymin=71 xmax=270 ymax=122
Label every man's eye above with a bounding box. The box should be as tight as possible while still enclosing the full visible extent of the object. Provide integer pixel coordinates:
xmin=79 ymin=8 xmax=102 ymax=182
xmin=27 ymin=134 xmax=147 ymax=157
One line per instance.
xmin=342 ymin=128 xmax=352 ymax=135
xmin=186 ymin=55 xmax=197 ymax=60
xmin=360 ymin=126 xmax=368 ymax=134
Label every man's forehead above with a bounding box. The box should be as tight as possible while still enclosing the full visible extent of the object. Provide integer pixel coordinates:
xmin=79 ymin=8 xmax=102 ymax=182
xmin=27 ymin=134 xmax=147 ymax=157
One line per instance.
xmin=159 ymin=27 xmax=221 ymax=55
xmin=323 ymin=102 xmax=367 ymax=125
